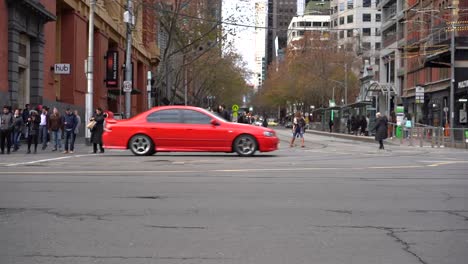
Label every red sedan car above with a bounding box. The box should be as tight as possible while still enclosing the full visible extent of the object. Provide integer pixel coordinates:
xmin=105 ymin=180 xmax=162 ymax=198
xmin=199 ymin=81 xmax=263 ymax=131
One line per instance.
xmin=102 ymin=106 xmax=279 ymax=156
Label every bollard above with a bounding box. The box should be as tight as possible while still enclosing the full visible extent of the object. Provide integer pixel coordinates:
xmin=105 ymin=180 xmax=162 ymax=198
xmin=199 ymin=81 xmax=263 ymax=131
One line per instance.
xmin=419 ymin=127 xmax=423 ymax=148
xmin=409 ymin=127 xmax=413 ymax=146
xmin=431 ymin=128 xmax=435 ymax=148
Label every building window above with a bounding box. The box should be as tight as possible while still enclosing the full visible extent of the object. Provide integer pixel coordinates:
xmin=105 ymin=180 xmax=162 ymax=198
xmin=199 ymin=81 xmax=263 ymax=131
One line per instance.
xmin=293 ymin=22 xmax=296 ymax=27
xmin=334 ymin=19 xmax=338 ymax=27
xmin=323 ymin=22 xmax=330 ymax=27
xmin=363 ymin=28 xmax=371 ymax=36
xmin=363 ymin=0 xmax=371 ymax=7
xmin=347 ymin=29 xmax=353 ymax=37
xmin=375 ymin=42 xmax=381 ymax=49
xmin=363 ymin=14 xmax=371 ymax=22
xmin=313 ymin=22 xmax=321 ymax=27
xmin=305 ymin=22 xmax=312 ymax=27
xmin=362 ymin=42 xmax=371 ymax=50
xmin=340 ymin=17 xmax=345 ymax=25
xmin=347 ymin=15 xmax=353 ymax=23
xmin=299 ymin=30 xmax=305 ymax=36
xmin=339 ymin=3 xmax=345 ymax=11
xmin=347 ymin=0 xmax=353 ymax=9
xmin=292 ymin=31 xmax=296 ymax=37
xmin=376 ymin=14 xmax=381 ymax=22
xmin=339 ymin=30 xmax=345 ymax=39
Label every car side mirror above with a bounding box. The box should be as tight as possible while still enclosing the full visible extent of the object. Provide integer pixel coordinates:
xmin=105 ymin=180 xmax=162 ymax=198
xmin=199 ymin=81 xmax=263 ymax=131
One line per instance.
xmin=210 ymin=119 xmax=219 ymax=126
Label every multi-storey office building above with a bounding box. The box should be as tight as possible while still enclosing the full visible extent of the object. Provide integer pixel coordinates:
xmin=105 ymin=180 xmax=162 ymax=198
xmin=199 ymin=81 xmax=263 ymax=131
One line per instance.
xmin=266 ymin=0 xmax=298 ymax=66
xmin=254 ymin=1 xmax=268 ymax=91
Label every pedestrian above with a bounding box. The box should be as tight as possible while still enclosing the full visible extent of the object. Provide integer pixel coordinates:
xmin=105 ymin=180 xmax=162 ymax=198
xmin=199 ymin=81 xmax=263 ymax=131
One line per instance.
xmin=360 ymin=115 xmax=367 ymax=136
xmin=22 ymin=104 xmax=31 ymax=138
xmin=262 ymin=116 xmax=268 ymax=127
xmin=365 ymin=114 xmax=370 ymax=136
xmin=48 ymin=107 xmax=63 ymax=151
xmin=404 ymin=114 xmax=412 ymax=139
xmin=39 ymin=106 xmax=49 ymax=150
xmin=90 ymin=107 xmax=105 ymax=153
xmin=12 ymin=109 xmax=24 ymax=151
xmin=290 ymin=111 xmax=305 ymax=148
xmin=346 ymin=116 xmax=351 ymax=134
xmin=218 ymin=105 xmax=230 ymax=121
xmin=73 ymin=109 xmax=81 ymax=145
xmin=26 ymin=110 xmax=40 ymax=154
xmin=374 ymin=112 xmax=388 ymax=150
xmin=62 ymin=108 xmax=78 ymax=154
xmin=329 ymin=118 xmax=334 ymax=133
xmin=0 ymin=105 xmax=14 ymax=154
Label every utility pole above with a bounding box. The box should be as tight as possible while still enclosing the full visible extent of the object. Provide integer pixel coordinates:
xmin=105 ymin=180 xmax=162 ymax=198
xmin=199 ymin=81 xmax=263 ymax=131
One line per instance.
xmin=449 ymin=20 xmax=455 ymax=145
xmin=344 ymin=63 xmax=348 ymax=105
xmin=124 ymin=0 xmax=133 ymax=118
xmin=85 ymin=0 xmax=96 ymax=144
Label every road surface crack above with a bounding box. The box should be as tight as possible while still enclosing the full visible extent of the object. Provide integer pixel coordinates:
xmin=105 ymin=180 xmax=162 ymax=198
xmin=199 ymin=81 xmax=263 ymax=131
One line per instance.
xmin=312 ymin=225 xmax=427 ymax=264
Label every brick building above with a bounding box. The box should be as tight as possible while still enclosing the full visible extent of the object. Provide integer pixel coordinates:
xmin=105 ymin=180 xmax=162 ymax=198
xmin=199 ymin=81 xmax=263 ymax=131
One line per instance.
xmin=1 ymin=0 xmax=160 ymax=116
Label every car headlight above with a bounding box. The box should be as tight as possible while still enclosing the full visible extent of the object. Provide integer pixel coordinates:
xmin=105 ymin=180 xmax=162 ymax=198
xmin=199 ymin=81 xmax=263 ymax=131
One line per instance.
xmin=263 ymin=131 xmax=275 ymax=137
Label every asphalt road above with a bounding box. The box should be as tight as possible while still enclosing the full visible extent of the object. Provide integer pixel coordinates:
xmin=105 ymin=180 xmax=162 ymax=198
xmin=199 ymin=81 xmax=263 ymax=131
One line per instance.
xmin=1 ymin=128 xmax=467 ymax=264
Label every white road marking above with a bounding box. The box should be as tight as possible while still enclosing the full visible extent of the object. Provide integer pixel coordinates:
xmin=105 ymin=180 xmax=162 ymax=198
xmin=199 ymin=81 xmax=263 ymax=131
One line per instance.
xmin=5 ymin=154 xmax=96 ymax=167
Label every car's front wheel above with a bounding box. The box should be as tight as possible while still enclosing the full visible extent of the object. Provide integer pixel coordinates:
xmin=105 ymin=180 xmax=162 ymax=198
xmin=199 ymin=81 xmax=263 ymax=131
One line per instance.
xmin=129 ymin=134 xmax=154 ymax=156
xmin=233 ymin=135 xmax=257 ymax=157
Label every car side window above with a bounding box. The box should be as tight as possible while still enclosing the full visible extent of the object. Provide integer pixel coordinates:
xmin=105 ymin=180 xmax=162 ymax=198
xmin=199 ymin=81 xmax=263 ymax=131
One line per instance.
xmin=146 ymin=109 xmax=182 ymax=123
xmin=182 ymin=110 xmax=212 ymax=124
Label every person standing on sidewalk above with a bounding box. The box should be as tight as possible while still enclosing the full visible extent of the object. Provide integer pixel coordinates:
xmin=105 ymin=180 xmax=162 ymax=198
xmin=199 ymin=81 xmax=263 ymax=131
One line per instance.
xmin=374 ymin=112 xmax=388 ymax=150
xmin=0 ymin=105 xmax=14 ymax=154
xmin=73 ymin=109 xmax=81 ymax=145
xmin=39 ymin=106 xmax=49 ymax=150
xmin=26 ymin=110 xmax=40 ymax=154
xmin=22 ymin=104 xmax=31 ymax=139
xmin=12 ymin=109 xmax=24 ymax=152
xmin=48 ymin=107 xmax=63 ymax=151
xmin=90 ymin=108 xmax=105 ymax=153
xmin=62 ymin=108 xmax=78 ymax=154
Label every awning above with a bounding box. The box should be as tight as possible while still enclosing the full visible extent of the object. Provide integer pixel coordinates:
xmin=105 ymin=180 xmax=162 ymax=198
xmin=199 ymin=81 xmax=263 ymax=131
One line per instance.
xmin=424 ymin=49 xmax=450 ymax=68
xmin=342 ymin=101 xmax=372 ymax=109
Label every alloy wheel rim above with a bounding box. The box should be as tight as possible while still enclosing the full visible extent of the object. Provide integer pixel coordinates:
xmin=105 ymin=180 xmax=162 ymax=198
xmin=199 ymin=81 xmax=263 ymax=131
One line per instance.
xmin=237 ymin=137 xmax=255 ymax=155
xmin=132 ymin=136 xmax=150 ymax=154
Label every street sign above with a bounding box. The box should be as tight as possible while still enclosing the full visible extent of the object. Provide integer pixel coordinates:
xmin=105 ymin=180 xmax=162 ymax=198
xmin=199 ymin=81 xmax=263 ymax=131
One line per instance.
xmin=415 ymin=86 xmax=424 ymax=104
xmin=123 ymin=80 xmax=132 ymax=92
xmin=232 ymin=104 xmax=239 ymax=112
xmin=54 ymin=64 xmax=71 ymax=74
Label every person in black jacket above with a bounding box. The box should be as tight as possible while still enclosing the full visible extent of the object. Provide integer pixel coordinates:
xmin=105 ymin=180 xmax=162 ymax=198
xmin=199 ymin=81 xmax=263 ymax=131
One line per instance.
xmin=90 ymin=108 xmax=106 ymax=153
xmin=12 ymin=109 xmax=24 ymax=151
xmin=374 ymin=112 xmax=388 ymax=150
xmin=62 ymin=108 xmax=78 ymax=154
xmin=26 ymin=110 xmax=41 ymax=154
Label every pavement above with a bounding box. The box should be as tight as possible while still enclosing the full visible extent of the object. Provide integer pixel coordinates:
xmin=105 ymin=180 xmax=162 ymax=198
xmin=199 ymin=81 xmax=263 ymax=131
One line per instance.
xmin=1 ymin=128 xmax=467 ymax=264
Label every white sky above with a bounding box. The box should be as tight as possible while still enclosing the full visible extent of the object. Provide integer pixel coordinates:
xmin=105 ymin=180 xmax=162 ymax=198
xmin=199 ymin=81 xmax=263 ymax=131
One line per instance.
xmin=222 ymin=0 xmax=261 ymax=83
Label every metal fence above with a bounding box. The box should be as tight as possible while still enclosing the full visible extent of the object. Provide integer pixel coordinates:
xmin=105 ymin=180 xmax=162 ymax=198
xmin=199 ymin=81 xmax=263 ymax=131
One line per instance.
xmin=388 ymin=123 xmax=468 ymax=149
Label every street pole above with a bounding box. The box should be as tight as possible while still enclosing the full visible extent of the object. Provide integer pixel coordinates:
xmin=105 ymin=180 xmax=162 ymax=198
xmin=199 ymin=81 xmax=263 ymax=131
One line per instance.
xmin=85 ymin=0 xmax=96 ymax=145
xmin=147 ymin=71 xmax=152 ymax=109
xmin=344 ymin=63 xmax=348 ymax=105
xmin=124 ymin=0 xmax=133 ymax=118
xmin=387 ymin=59 xmax=391 ymax=117
xmin=449 ymin=20 xmax=455 ymax=145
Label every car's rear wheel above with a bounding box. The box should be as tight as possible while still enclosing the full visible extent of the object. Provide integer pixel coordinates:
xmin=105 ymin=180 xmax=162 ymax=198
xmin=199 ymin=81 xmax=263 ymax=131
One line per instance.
xmin=233 ymin=135 xmax=257 ymax=157
xmin=129 ymin=134 xmax=154 ymax=156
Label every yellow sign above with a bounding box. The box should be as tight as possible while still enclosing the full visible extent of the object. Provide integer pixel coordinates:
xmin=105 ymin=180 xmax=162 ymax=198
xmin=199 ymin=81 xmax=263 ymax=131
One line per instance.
xmin=232 ymin=104 xmax=239 ymax=112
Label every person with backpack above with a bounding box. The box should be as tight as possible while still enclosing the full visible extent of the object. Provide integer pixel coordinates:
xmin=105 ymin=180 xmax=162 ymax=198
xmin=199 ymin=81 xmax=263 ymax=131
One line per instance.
xmin=290 ymin=111 xmax=305 ymax=148
xmin=62 ymin=108 xmax=78 ymax=154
